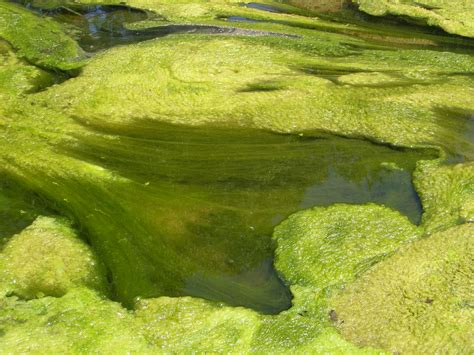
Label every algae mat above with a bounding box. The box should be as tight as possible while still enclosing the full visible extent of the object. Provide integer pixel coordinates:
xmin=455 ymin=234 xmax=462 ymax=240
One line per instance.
xmin=0 ymin=0 xmax=473 ymax=353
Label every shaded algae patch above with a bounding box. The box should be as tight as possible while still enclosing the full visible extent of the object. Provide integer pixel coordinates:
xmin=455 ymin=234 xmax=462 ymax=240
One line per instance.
xmin=330 ymin=223 xmax=474 ymax=353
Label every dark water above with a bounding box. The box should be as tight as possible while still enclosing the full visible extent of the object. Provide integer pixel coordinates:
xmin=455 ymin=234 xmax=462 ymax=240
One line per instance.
xmin=244 ymin=2 xmax=283 ymax=13
xmin=12 ymin=1 xmax=293 ymax=54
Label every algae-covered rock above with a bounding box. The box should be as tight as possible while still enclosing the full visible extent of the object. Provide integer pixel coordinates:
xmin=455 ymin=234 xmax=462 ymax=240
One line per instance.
xmin=0 ymin=216 xmax=108 ymax=298
xmin=353 ymin=0 xmax=474 ymax=38
xmin=250 ymin=285 xmax=374 ymax=353
xmin=0 ymin=1 xmax=86 ymax=71
xmin=37 ymin=34 xmax=474 ymax=154
xmin=288 ymin=0 xmax=348 ymax=13
xmin=0 ymin=288 xmax=149 ymax=353
xmin=415 ymin=161 xmax=474 ymax=234
xmin=274 ymin=204 xmax=421 ymax=289
xmin=330 ymin=223 xmax=474 ymax=353
xmin=136 ymin=296 xmax=260 ymax=352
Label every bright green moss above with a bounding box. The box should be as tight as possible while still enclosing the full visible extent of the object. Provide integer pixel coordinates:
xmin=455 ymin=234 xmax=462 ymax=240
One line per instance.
xmin=353 ymin=0 xmax=474 ymax=38
xmin=415 ymin=161 xmax=474 ymax=234
xmin=0 ymin=1 xmax=86 ymax=71
xmin=273 ymin=204 xmax=421 ymax=289
xmin=0 ymin=216 xmax=108 ymax=299
xmin=330 ymin=223 xmax=474 ymax=353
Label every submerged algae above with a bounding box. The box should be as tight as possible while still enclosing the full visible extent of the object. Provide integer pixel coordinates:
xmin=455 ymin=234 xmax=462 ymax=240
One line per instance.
xmin=330 ymin=223 xmax=474 ymax=353
xmin=1 ymin=204 xmax=405 ymax=353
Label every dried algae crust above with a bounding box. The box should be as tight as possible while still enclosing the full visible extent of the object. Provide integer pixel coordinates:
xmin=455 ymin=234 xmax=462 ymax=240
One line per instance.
xmin=0 ymin=0 xmax=472 ymax=353
xmin=353 ymin=0 xmax=474 ymax=38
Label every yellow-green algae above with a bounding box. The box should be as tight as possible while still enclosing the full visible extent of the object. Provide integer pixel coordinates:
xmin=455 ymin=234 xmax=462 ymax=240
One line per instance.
xmin=415 ymin=160 xmax=474 ymax=234
xmin=0 ymin=1 xmax=86 ymax=71
xmin=2 ymin=205 xmax=404 ymax=353
xmin=37 ymin=35 xmax=474 ymax=157
xmin=0 ymin=0 xmax=472 ymax=352
xmin=353 ymin=0 xmax=474 ymax=38
xmin=0 ymin=216 xmax=108 ymax=299
xmin=330 ymin=223 xmax=474 ymax=353
xmin=273 ymin=204 xmax=421 ymax=289
xmin=0 ymin=39 xmax=57 ymax=95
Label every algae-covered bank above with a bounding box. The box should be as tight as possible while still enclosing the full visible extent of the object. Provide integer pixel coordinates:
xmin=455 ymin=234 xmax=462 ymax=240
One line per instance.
xmin=0 ymin=0 xmax=473 ymax=353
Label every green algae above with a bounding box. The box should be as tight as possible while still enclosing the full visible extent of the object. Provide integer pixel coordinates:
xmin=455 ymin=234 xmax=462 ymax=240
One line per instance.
xmin=0 ymin=175 xmax=51 ymax=246
xmin=0 ymin=39 xmax=57 ymax=95
xmin=353 ymin=0 xmax=474 ymax=38
xmin=273 ymin=204 xmax=421 ymax=289
xmin=1 ymin=204 xmax=403 ymax=353
xmin=0 ymin=1 xmax=86 ymax=71
xmin=0 ymin=0 xmax=472 ymax=352
xmin=414 ymin=160 xmax=474 ymax=234
xmin=330 ymin=223 xmax=474 ymax=353
xmin=0 ymin=288 xmax=150 ymax=353
xmin=136 ymin=296 xmax=260 ymax=352
xmin=33 ymin=34 xmax=474 ymax=156
xmin=0 ymin=216 xmax=108 ymax=299
xmin=0 ymin=96 xmax=435 ymax=311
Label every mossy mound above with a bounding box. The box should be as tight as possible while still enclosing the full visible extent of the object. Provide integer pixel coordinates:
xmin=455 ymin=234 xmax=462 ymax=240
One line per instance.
xmin=274 ymin=204 xmax=421 ymax=289
xmin=0 ymin=1 xmax=86 ymax=71
xmin=0 ymin=288 xmax=150 ymax=353
xmin=250 ymin=285 xmax=374 ymax=353
xmin=415 ymin=161 xmax=474 ymax=234
xmin=0 ymin=216 xmax=108 ymax=299
xmin=136 ymin=296 xmax=260 ymax=352
xmin=37 ymin=35 xmax=474 ymax=155
xmin=353 ymin=0 xmax=474 ymax=38
xmin=330 ymin=223 xmax=474 ymax=353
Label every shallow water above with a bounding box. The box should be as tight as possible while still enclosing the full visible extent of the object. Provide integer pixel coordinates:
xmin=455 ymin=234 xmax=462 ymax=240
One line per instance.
xmin=57 ymin=120 xmax=436 ymax=313
xmin=13 ymin=1 xmax=294 ymax=54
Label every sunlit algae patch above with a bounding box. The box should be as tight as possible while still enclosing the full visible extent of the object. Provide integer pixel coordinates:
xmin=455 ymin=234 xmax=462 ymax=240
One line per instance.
xmin=0 ymin=0 xmax=473 ymax=352
xmin=353 ymin=0 xmax=474 ymax=38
